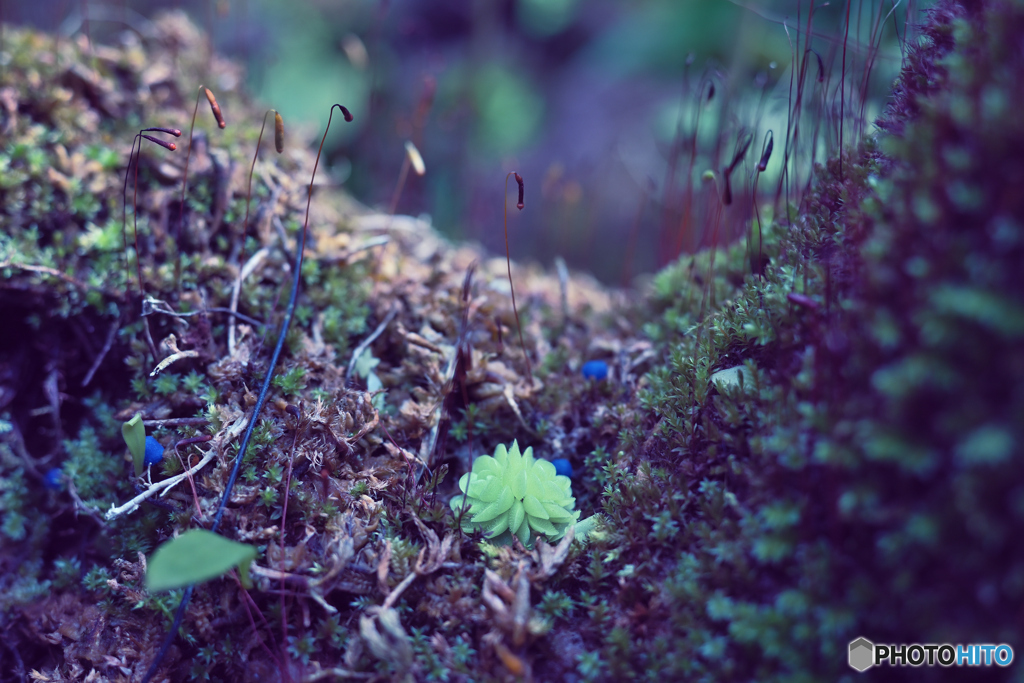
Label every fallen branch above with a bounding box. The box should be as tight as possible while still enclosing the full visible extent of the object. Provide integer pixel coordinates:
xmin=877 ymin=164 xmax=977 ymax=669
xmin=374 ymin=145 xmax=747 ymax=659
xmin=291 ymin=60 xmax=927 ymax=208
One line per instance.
xmin=82 ymin=317 xmax=120 ymax=387
xmin=229 ymin=246 xmax=271 ymax=355
xmin=0 ymin=259 xmax=120 ymax=298
xmin=104 ymin=447 xmax=216 ymax=521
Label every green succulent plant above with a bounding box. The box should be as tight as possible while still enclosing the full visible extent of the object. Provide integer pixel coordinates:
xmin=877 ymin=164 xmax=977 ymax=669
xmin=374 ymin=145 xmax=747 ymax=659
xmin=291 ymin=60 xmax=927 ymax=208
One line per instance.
xmin=450 ymin=440 xmax=580 ymax=546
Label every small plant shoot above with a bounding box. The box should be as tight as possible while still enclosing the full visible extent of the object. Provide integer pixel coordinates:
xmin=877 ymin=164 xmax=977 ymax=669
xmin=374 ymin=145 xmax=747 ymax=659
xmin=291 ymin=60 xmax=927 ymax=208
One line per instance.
xmin=121 ymin=414 xmax=147 ymax=476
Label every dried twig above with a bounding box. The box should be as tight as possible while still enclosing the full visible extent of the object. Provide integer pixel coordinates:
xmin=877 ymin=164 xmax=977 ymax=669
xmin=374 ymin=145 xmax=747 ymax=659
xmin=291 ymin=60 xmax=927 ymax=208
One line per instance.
xmin=228 ymin=247 xmax=270 ymax=355
xmin=82 ymin=317 xmax=119 ymax=387
xmin=0 ymin=259 xmax=119 ymax=297
xmin=149 ymin=349 xmax=199 ymax=377
xmin=345 ymin=306 xmax=398 ymax=384
xmin=381 ymin=515 xmax=453 ymax=609
xmin=103 ymin=447 xmax=216 ymax=521
xmin=149 ymin=333 xmax=198 ymax=377
xmin=143 ymin=296 xmax=264 ymax=329
xmin=300 ymin=667 xmax=373 ymax=681
xmin=65 ymin=478 xmax=107 ymax=526
xmin=142 ymin=417 xmax=208 ymax=428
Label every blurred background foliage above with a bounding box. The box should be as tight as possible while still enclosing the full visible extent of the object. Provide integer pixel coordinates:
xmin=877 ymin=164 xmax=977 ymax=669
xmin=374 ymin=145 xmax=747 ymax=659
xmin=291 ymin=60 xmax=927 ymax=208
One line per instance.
xmin=7 ymin=0 xmax=919 ymax=282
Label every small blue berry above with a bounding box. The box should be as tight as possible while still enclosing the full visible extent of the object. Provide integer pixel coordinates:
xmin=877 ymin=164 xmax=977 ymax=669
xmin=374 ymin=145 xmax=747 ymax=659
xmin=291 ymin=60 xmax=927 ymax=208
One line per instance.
xmin=581 ymin=360 xmax=608 ymax=381
xmin=44 ymin=467 xmax=63 ymax=490
xmin=551 ymin=458 xmax=573 ymax=478
xmin=144 ymin=436 xmax=164 ymax=467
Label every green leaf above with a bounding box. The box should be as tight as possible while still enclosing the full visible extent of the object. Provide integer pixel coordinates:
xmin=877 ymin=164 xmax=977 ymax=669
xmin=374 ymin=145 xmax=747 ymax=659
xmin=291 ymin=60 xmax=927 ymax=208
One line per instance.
xmin=354 ymin=349 xmax=380 ymax=379
xmin=478 ymin=476 xmax=505 ymax=503
xmin=121 ymin=414 xmax=146 ymax=477
xmin=508 ymin=499 xmax=525 ymax=536
xmin=472 ymin=487 xmax=514 ymax=523
xmin=146 ymin=529 xmax=258 ymax=592
xmin=528 ymin=516 xmax=558 ymax=537
xmin=481 ymin=510 xmax=510 ymax=537
xmin=523 ymin=494 xmax=548 ymax=519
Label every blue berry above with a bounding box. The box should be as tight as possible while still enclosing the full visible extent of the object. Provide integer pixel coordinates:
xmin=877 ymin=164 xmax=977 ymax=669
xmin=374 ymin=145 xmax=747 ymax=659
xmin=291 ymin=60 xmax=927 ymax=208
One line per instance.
xmin=144 ymin=436 xmax=164 ymax=467
xmin=551 ymin=458 xmax=573 ymax=478
xmin=581 ymin=360 xmax=608 ymax=381
xmin=44 ymin=467 xmax=63 ymax=490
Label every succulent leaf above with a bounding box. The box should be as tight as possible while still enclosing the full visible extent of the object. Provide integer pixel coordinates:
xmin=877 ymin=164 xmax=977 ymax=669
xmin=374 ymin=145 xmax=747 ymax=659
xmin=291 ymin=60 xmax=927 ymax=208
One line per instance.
xmin=510 ymin=466 xmax=528 ymax=499
xmin=482 ymin=510 xmax=510 ymax=536
xmin=528 ymin=516 xmax=558 ymax=536
xmin=451 ymin=440 xmax=580 ymax=547
xmin=534 ymin=459 xmax=556 ymax=479
xmin=473 ymin=486 xmax=514 ymax=523
xmin=478 ymin=476 xmax=505 ymax=502
xmin=508 ymin=499 xmax=525 ymax=535
xmin=542 ymin=480 xmax=565 ymax=501
xmin=523 ymin=494 xmax=548 ymax=519
xmin=514 ymin=518 xmax=531 ymax=545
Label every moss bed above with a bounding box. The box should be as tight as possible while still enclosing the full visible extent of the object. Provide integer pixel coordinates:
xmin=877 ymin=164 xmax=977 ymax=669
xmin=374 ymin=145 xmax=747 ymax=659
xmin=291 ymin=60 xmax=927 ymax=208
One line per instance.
xmin=2 ymin=2 xmax=1023 ymax=681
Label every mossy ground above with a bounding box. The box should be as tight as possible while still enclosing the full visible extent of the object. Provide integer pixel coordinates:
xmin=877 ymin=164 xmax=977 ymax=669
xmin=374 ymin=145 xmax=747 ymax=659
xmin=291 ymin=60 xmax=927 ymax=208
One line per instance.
xmin=2 ymin=2 xmax=1023 ymax=682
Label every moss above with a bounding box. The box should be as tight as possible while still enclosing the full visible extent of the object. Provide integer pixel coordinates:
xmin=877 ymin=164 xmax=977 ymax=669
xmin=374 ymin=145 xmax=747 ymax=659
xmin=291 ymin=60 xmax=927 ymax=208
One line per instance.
xmin=565 ymin=1 xmax=1024 ymax=679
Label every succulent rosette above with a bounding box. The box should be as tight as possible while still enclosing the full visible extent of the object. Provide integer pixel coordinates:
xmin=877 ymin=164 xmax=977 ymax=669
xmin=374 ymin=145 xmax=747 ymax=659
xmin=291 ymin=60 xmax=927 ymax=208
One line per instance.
xmin=450 ymin=440 xmax=580 ymax=546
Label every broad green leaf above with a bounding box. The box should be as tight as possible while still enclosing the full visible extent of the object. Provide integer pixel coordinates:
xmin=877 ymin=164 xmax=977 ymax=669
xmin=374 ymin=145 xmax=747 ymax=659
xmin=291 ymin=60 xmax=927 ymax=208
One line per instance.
xmin=146 ymin=529 xmax=258 ymax=592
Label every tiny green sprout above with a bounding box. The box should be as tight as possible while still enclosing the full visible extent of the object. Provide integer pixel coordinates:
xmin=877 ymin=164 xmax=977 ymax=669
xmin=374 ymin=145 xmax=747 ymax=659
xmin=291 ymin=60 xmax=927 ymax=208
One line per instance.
xmin=122 ymin=413 xmax=146 ymax=476
xmin=272 ymin=365 xmax=306 ymax=396
xmin=450 ymin=440 xmax=580 ymax=546
xmin=146 ymin=529 xmax=257 ymax=592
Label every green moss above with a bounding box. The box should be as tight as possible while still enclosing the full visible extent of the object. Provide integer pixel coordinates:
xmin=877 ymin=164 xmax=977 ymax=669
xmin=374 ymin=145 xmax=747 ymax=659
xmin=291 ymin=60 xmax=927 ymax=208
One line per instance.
xmin=63 ymin=424 xmax=126 ymax=508
xmin=556 ymin=2 xmax=1024 ymax=679
xmin=272 ymin=364 xmax=307 ymax=396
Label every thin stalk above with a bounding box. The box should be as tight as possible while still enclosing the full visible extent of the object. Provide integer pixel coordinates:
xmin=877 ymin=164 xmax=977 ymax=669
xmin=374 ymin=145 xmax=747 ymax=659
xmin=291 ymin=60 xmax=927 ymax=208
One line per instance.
xmin=279 ymin=423 xmax=301 ymax=681
xmin=840 ymin=0 xmax=852 ymax=180
xmin=503 ymin=172 xmax=532 ymax=381
xmin=231 ymin=571 xmax=284 ymax=676
xmin=776 ymin=17 xmax=797 ymax=213
xmin=122 ymin=127 xmax=180 ymax=298
xmin=231 ymin=109 xmax=284 ymax=352
xmin=388 ymin=156 xmax=411 ymax=216
xmin=672 ymin=76 xmax=715 ymax=260
xmin=176 ymin=86 xmax=226 ymax=299
xmin=750 ymin=131 xmax=774 ymax=279
xmin=141 ymin=103 xmax=352 ymax=683
xmin=621 ymin=180 xmax=652 ymax=287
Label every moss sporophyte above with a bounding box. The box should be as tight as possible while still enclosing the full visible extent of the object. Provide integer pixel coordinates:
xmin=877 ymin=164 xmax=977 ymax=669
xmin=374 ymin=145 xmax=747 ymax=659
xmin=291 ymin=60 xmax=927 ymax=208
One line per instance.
xmin=451 ymin=440 xmax=588 ymax=547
